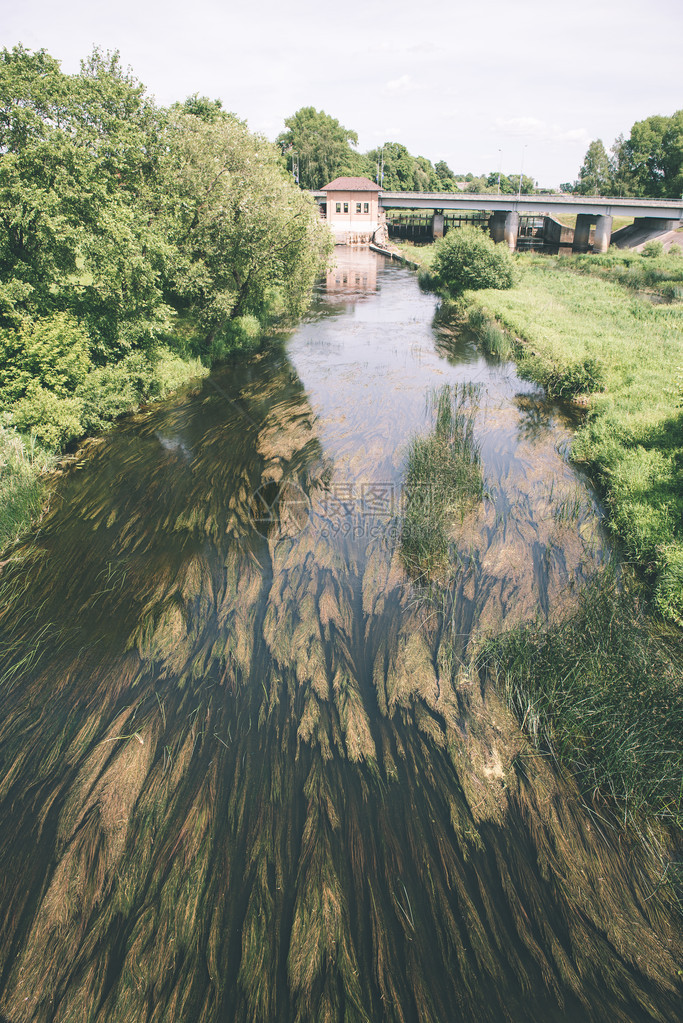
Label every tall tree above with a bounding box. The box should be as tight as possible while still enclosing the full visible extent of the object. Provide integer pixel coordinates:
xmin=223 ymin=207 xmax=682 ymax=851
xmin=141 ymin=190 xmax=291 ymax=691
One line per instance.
xmin=575 ymin=139 xmax=612 ymax=195
xmin=434 ymin=160 xmax=458 ymax=191
xmin=276 ymin=107 xmax=363 ymax=189
xmin=165 ymin=110 xmax=330 ymax=338
xmin=367 ymin=143 xmax=419 ymax=190
xmin=614 ymin=111 xmax=683 ymax=198
xmin=0 ymin=45 xmax=173 ymax=357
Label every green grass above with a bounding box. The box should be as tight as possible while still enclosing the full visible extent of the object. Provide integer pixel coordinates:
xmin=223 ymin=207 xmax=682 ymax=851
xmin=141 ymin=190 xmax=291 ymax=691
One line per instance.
xmin=403 ymin=242 xmax=683 ymax=826
xmin=482 ymin=578 xmax=683 ymax=827
xmin=401 ymin=383 xmax=483 ymax=577
xmin=562 ymin=246 xmax=683 ymax=300
xmin=465 ymin=258 xmax=683 ymax=623
xmin=0 ymin=427 xmax=52 ymax=552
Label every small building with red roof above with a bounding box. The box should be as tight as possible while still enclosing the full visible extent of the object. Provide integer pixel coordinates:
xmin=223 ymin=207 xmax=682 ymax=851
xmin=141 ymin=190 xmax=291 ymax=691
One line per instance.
xmin=320 ymin=176 xmax=383 ymax=244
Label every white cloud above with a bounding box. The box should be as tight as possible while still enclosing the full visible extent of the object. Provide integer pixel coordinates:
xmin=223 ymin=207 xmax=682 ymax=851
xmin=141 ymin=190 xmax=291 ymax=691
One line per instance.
xmin=495 ymin=117 xmax=590 ymax=147
xmin=382 ymin=75 xmax=415 ymax=95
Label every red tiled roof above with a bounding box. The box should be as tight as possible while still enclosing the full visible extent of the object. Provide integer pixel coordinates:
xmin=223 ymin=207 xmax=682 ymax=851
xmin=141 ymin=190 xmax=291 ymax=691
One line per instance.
xmin=322 ymin=176 xmax=381 ymax=192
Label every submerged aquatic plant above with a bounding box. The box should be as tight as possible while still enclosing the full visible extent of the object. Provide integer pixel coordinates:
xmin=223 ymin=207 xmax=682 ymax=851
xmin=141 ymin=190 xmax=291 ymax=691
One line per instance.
xmin=0 ymin=299 xmax=681 ymax=1023
xmin=401 ymin=383 xmax=484 ymax=578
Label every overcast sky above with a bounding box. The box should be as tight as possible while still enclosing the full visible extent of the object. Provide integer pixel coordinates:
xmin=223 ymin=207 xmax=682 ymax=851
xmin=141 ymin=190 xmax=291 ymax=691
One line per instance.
xmin=4 ymin=0 xmax=682 ymax=186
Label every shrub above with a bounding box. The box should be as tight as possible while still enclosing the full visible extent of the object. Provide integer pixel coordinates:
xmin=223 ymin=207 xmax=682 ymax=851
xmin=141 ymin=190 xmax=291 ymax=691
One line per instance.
xmin=641 ymin=240 xmax=664 ymax=258
xmin=431 ymin=227 xmax=515 ymax=296
xmin=10 ymin=386 xmax=84 ymax=449
xmin=207 ymin=314 xmax=262 ymax=363
xmin=0 ymin=313 xmax=91 ymax=406
xmin=76 ymin=362 xmax=142 ymax=434
xmin=76 ymin=348 xmax=207 ymax=434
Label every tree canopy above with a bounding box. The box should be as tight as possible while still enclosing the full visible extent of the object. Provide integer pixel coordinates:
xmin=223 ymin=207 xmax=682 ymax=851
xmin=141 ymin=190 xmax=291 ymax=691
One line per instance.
xmin=563 ymin=112 xmax=683 ymax=198
xmin=276 ymin=107 xmax=364 ymax=189
xmin=0 ymin=45 xmax=330 ymax=449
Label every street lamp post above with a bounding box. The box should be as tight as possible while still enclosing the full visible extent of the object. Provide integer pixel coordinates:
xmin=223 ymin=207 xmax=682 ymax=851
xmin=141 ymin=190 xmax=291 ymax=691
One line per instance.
xmin=497 ymin=148 xmax=502 ymax=194
xmin=518 ymin=145 xmax=527 ymax=199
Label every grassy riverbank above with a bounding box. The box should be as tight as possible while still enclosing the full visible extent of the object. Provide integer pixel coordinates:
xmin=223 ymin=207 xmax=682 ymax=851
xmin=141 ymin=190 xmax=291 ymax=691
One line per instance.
xmin=483 ymin=579 xmax=683 ymax=828
xmin=471 ymin=261 xmax=683 ymax=624
xmin=399 ymin=241 xmax=683 ymax=624
xmin=0 ymin=427 xmax=52 ymax=553
xmin=397 ymin=240 xmax=683 ymax=828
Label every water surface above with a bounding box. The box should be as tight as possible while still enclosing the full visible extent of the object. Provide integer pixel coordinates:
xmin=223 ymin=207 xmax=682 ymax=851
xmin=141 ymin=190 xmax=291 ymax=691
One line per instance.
xmin=0 ymin=250 xmax=681 ymax=1023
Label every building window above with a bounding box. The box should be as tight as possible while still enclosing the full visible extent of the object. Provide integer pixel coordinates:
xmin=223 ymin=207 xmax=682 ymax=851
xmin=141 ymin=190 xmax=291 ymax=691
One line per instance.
xmin=335 ymin=202 xmax=341 ymax=213
xmin=343 ymin=202 xmax=349 ymax=213
xmin=363 ymin=203 xmax=369 ymax=214
xmin=356 ymin=202 xmax=362 ymax=214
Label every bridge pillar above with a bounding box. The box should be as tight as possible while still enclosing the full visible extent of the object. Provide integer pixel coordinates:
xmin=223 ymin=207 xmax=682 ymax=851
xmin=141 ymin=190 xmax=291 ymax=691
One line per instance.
xmin=504 ymin=211 xmax=519 ymax=251
xmin=593 ymin=214 xmax=613 ymax=254
xmin=573 ymin=214 xmax=593 ymax=253
xmin=432 ymin=212 xmax=445 ymax=239
xmin=489 ymin=211 xmax=506 ymax=244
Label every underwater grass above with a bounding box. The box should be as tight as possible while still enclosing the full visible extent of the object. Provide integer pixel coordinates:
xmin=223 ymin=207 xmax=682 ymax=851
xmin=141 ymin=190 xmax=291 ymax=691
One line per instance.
xmin=482 ymin=577 xmax=683 ymax=828
xmin=401 ymin=383 xmax=483 ymax=577
xmin=0 ymin=316 xmax=682 ymax=1023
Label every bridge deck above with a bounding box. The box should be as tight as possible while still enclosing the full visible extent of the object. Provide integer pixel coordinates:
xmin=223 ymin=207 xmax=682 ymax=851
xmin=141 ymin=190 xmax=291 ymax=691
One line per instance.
xmin=312 ymin=190 xmax=683 ymax=220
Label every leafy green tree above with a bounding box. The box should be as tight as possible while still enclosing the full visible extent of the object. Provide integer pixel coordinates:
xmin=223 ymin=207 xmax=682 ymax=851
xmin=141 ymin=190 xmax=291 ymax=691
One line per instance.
xmin=429 ymin=227 xmax=515 ymax=295
xmin=413 ymin=155 xmax=440 ymax=191
xmin=614 ymin=111 xmax=683 ymax=198
xmin=367 ymin=142 xmax=423 ymax=190
xmin=434 ymin=160 xmax=458 ymax=191
xmin=0 ymin=45 xmax=173 ymax=359
xmin=485 ymin=171 xmax=516 ymax=194
xmin=276 ymin=107 xmax=363 ymax=189
xmin=0 ymin=46 xmax=84 ymax=318
xmin=177 ymin=93 xmax=228 ymax=123
xmin=506 ymin=174 xmax=535 ymax=195
xmin=465 ymin=175 xmax=488 ymax=193
xmin=164 ymin=111 xmax=331 ymax=347
xmin=575 ymin=139 xmax=612 ymax=195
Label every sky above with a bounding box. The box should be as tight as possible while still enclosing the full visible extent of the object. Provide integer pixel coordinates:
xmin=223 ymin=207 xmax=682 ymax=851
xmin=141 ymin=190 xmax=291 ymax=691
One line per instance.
xmin=4 ymin=0 xmax=682 ymax=187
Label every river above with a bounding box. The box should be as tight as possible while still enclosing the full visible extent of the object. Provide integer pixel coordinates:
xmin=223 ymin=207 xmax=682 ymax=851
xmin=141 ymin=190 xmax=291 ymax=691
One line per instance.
xmin=0 ymin=249 xmax=680 ymax=1022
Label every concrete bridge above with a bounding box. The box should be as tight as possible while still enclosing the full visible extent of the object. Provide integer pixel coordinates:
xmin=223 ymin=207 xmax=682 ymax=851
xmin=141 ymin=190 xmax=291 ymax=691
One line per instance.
xmin=312 ymin=186 xmax=683 ymax=252
xmin=379 ymin=193 xmax=683 ymax=252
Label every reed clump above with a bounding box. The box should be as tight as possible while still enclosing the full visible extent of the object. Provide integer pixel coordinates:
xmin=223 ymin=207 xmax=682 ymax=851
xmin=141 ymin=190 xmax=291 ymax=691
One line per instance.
xmin=401 ymin=383 xmax=484 ymax=577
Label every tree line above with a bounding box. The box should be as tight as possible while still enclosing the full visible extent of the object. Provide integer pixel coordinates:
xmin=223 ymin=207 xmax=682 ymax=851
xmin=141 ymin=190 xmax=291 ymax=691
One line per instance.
xmin=0 ymin=46 xmax=329 ymax=449
xmin=276 ymin=107 xmax=537 ymax=194
xmin=562 ymin=111 xmax=683 ymax=197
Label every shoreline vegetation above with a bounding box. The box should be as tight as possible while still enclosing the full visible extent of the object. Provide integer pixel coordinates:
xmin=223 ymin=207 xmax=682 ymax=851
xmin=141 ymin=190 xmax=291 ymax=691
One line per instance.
xmin=0 ymin=45 xmax=332 ymax=555
xmin=396 ymin=237 xmax=683 ymax=832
